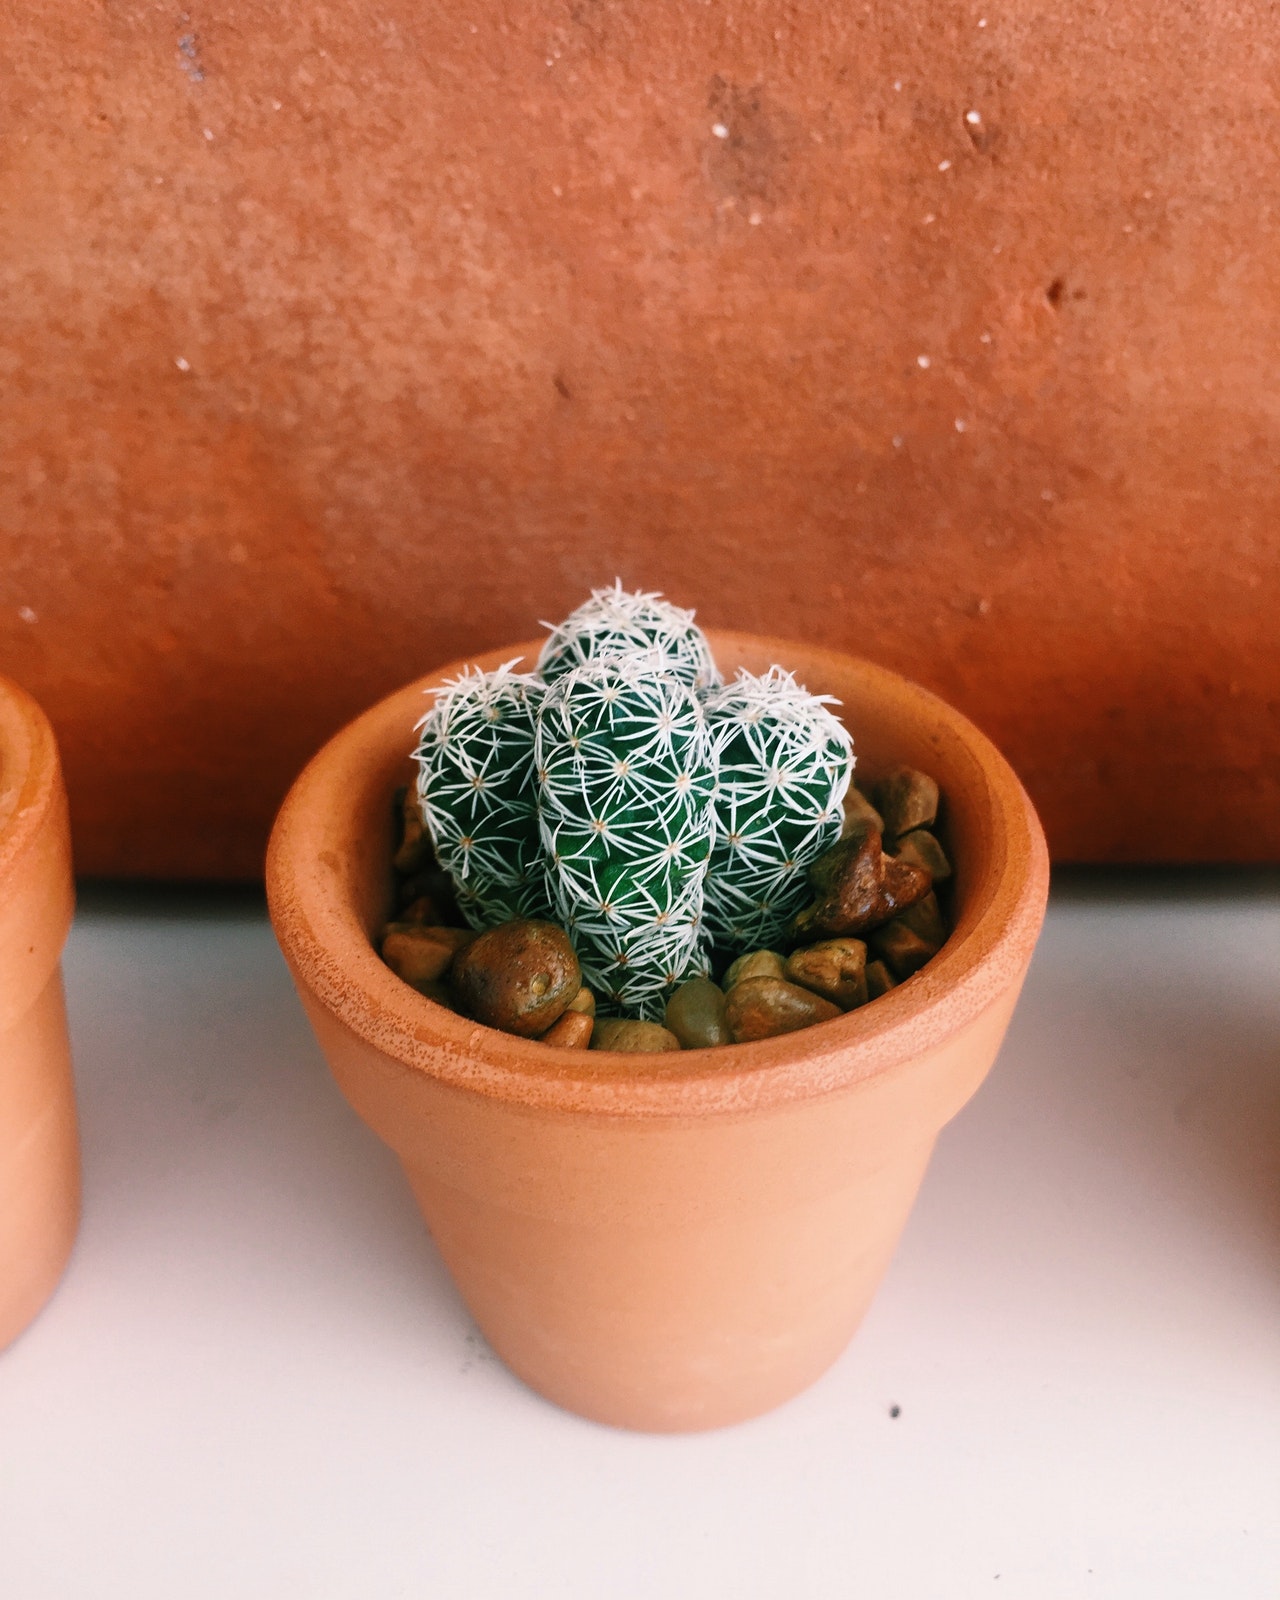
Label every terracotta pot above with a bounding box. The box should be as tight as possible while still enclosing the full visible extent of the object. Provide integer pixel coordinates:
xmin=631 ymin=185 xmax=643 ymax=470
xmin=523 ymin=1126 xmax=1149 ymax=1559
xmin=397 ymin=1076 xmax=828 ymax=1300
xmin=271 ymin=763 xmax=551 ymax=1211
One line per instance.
xmin=267 ymin=632 xmax=1048 ymax=1431
xmin=0 ymin=677 xmax=79 ymax=1351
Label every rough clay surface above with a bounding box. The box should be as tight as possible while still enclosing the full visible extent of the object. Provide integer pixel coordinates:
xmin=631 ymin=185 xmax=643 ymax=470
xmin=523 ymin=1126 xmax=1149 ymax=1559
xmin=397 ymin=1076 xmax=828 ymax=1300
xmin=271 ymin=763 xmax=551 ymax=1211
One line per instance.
xmin=3 ymin=2 xmax=1278 ymax=876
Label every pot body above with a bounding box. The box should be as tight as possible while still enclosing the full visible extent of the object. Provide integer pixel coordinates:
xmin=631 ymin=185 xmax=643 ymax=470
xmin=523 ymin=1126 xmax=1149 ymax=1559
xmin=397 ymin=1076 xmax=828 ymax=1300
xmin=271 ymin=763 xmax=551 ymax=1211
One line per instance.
xmin=268 ymin=633 xmax=1048 ymax=1430
xmin=0 ymin=678 xmax=79 ymax=1350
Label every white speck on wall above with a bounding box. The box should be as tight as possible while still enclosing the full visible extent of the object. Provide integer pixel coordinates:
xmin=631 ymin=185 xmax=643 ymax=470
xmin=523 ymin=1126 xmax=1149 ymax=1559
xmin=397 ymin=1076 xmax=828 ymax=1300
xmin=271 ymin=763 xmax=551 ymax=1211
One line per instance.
xmin=966 ymin=109 xmax=982 ymax=125
xmin=203 ymin=127 xmax=213 ymax=140
xmin=978 ymin=15 xmax=988 ymax=25
xmin=917 ymin=354 xmax=931 ymax=369
xmin=271 ymin=99 xmax=282 ymax=110
xmin=748 ymin=211 xmax=762 ymax=225
xmin=175 ymin=357 xmax=191 ymax=372
xmin=552 ymin=184 xmax=562 ymax=197
xmin=938 ymin=159 xmax=952 ymax=171
xmin=892 ymin=435 xmax=904 ymax=448
xmin=980 ymin=331 xmax=993 ymax=343
xmin=712 ymin=123 xmax=729 ymax=138
xmin=1041 ymin=488 xmax=1056 ymax=502
xmin=893 ymin=79 xmax=902 ymax=91
xmin=922 ymin=213 xmax=936 ymax=224
xmin=18 ymin=607 xmax=37 ymax=624
xmin=955 ymin=418 xmax=967 ymax=432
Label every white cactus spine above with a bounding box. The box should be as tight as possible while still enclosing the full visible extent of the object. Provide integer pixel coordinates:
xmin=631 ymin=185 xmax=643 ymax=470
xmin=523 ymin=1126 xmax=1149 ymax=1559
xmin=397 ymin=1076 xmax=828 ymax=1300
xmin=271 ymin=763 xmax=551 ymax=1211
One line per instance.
xmin=702 ymin=666 xmax=854 ymax=950
xmin=537 ymin=579 xmax=721 ymax=692
xmin=535 ymin=654 xmax=717 ymax=1018
xmin=412 ymin=661 xmax=553 ymax=928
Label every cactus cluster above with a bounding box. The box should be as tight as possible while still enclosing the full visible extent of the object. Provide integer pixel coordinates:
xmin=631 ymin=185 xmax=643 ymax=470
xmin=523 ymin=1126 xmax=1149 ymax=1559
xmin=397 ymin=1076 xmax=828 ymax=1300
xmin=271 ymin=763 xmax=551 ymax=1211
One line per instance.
xmin=413 ymin=587 xmax=853 ymax=1018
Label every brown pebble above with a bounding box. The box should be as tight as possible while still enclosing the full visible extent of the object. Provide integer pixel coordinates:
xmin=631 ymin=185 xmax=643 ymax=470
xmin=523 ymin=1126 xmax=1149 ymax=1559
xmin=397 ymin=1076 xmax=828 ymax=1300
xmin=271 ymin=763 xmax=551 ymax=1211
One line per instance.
xmin=591 ymin=1018 xmax=683 ymax=1053
xmin=789 ymin=824 xmax=931 ymax=943
xmin=873 ymin=766 xmax=939 ymax=839
xmin=869 ymin=892 xmax=946 ymax=978
xmin=398 ymin=895 xmax=441 ymax=925
xmin=380 ymin=924 xmax=474 ymax=989
xmin=396 ymin=866 xmax=462 ymax=925
xmin=565 ymin=986 xmax=597 ymax=1017
xmin=892 ymin=828 xmax=951 ymax=883
xmin=865 ymin=960 xmax=897 ymax=1000
xmin=450 ymin=920 xmax=581 ymax=1037
xmin=393 ymin=786 xmax=435 ymax=873
xmin=878 ymin=855 xmax=933 ymax=923
xmin=725 ymin=976 xmax=842 ymax=1042
xmin=841 ymin=785 xmax=885 ymax=838
xmin=898 ymin=890 xmax=947 ymax=946
xmin=665 ymin=976 xmax=731 ymax=1048
xmin=869 ymin=921 xmax=936 ymax=979
xmin=785 ymin=939 xmax=869 ymax=1010
xmin=539 ymin=1010 xmax=594 ymax=1049
xmin=723 ymin=949 xmax=787 ymax=989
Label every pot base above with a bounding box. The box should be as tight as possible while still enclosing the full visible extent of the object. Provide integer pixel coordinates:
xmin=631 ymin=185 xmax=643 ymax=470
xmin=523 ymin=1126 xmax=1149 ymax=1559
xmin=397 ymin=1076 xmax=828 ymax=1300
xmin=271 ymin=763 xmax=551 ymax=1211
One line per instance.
xmin=403 ymin=1140 xmax=933 ymax=1433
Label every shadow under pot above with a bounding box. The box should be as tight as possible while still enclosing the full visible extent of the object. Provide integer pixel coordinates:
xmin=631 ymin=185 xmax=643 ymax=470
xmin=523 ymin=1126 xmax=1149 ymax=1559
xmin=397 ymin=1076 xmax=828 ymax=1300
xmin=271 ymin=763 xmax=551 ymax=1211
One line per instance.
xmin=267 ymin=631 xmax=1049 ymax=1432
xmin=0 ymin=676 xmax=80 ymax=1351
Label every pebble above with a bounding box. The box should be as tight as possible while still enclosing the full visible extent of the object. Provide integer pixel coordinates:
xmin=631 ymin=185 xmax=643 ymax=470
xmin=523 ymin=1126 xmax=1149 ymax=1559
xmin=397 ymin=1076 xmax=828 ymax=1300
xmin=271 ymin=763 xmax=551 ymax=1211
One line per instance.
xmin=869 ymin=921 xmax=936 ymax=978
xmin=725 ymin=976 xmax=842 ymax=1042
xmin=723 ymin=948 xmax=787 ymax=988
xmin=873 ymin=766 xmax=939 ymax=838
xmin=869 ymin=894 xmax=946 ymax=978
xmin=392 ymin=784 xmax=435 ymax=873
xmin=841 ymin=785 xmax=885 ymax=838
xmin=789 ymin=823 xmax=931 ymax=943
xmin=539 ymin=1010 xmax=594 ymax=1049
xmin=877 ymin=854 xmax=934 ymax=922
xmin=398 ymin=895 xmax=441 ymax=924
xmin=380 ymin=924 xmax=475 ymax=989
xmin=865 ymin=959 xmax=897 ymax=999
xmin=565 ymin=986 xmax=597 ymax=1017
xmin=893 ymin=828 xmax=951 ymax=882
xmin=785 ymin=938 xmax=868 ymax=1009
xmin=396 ymin=866 xmax=461 ymax=925
xmin=899 ymin=890 xmax=947 ymax=946
xmin=591 ymin=1018 xmax=683 ymax=1053
xmin=665 ymin=976 xmax=731 ymax=1048
xmin=450 ymin=920 xmax=581 ymax=1037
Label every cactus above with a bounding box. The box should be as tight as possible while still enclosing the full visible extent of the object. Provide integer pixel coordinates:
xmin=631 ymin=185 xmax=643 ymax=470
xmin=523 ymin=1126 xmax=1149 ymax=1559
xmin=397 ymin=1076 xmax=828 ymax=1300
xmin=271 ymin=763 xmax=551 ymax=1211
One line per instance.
xmin=702 ymin=667 xmax=854 ymax=951
xmin=535 ymin=653 xmax=717 ymax=1018
xmin=412 ymin=661 xmax=554 ymax=928
xmin=538 ymin=580 xmax=721 ymax=692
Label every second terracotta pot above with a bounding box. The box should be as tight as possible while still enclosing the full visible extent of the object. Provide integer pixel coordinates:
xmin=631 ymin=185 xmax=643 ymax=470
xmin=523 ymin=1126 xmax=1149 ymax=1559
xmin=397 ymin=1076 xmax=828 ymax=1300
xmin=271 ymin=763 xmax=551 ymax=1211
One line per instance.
xmin=267 ymin=633 xmax=1048 ymax=1431
xmin=0 ymin=676 xmax=79 ymax=1351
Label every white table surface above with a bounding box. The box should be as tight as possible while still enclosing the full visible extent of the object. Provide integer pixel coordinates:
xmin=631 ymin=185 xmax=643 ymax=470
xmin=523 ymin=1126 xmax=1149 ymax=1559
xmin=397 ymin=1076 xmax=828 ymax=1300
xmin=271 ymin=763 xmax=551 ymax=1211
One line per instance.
xmin=1 ymin=874 xmax=1277 ymax=1598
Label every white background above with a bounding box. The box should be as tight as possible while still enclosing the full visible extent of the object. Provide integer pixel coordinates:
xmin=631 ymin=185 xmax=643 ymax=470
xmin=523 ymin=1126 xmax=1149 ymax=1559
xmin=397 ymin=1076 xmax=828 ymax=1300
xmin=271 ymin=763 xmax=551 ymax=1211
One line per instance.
xmin=1 ymin=874 xmax=1277 ymax=1598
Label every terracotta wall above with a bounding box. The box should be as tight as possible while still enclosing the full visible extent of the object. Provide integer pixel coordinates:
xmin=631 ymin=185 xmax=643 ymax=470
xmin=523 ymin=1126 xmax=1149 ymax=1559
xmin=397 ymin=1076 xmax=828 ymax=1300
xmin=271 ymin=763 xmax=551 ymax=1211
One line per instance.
xmin=4 ymin=1 xmax=1278 ymax=878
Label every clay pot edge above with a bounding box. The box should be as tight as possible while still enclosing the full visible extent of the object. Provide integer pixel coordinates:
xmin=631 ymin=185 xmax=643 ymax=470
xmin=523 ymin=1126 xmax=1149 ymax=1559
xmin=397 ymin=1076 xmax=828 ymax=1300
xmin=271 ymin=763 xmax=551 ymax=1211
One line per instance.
xmin=0 ymin=677 xmax=75 ymax=1024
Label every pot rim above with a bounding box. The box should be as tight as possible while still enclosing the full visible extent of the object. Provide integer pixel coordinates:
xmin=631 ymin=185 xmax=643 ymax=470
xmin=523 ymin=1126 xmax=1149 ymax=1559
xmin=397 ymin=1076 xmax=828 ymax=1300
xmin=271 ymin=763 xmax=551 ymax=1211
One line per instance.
xmin=0 ymin=676 xmax=62 ymax=891
xmin=267 ymin=632 xmax=1049 ymax=1118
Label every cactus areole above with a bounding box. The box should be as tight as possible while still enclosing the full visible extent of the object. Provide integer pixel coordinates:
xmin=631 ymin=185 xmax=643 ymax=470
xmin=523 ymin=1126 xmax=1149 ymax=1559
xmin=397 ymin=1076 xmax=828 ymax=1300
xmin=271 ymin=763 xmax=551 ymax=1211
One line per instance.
xmin=412 ymin=587 xmax=856 ymax=1018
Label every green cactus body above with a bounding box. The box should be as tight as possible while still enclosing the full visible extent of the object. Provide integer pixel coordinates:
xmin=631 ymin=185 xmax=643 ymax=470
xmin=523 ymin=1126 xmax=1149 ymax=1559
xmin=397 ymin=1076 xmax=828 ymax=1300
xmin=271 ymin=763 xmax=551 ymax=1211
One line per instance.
xmin=537 ymin=581 xmax=721 ymax=692
xmin=703 ymin=667 xmax=854 ymax=950
xmin=413 ymin=662 xmax=554 ymax=928
xmin=535 ymin=654 xmax=717 ymax=1018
